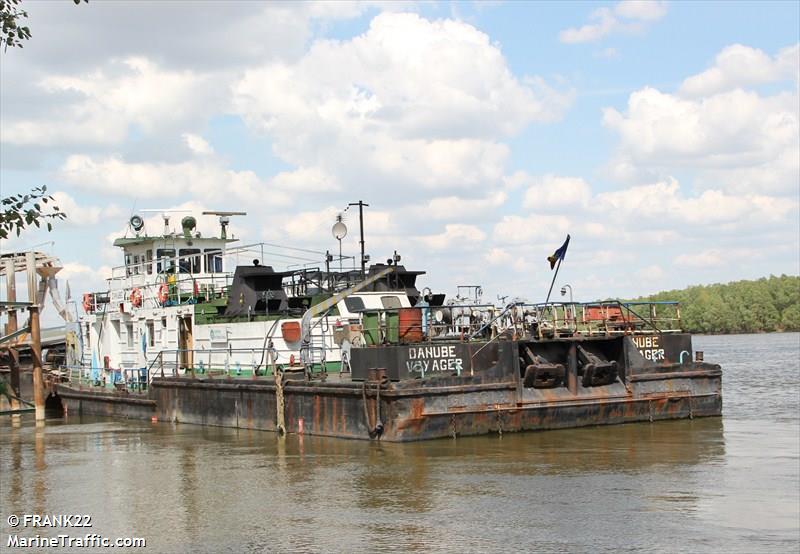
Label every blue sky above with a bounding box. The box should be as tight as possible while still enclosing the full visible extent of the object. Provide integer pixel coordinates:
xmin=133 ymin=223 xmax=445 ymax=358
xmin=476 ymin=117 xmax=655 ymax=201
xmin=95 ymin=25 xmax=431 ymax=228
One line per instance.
xmin=1 ymin=0 xmax=798 ymax=316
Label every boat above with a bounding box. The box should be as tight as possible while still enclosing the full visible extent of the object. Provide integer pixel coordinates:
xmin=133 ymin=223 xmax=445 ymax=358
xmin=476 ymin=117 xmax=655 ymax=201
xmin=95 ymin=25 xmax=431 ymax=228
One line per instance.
xmin=56 ymin=209 xmax=723 ymax=441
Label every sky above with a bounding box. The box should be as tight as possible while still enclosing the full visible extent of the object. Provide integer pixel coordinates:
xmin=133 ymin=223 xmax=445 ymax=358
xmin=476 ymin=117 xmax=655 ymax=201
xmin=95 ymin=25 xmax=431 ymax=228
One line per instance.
xmin=1 ymin=0 xmax=798 ymax=313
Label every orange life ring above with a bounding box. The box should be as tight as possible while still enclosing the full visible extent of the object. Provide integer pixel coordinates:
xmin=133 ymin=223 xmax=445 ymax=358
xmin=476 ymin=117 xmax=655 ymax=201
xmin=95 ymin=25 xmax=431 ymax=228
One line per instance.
xmin=157 ymin=283 xmax=169 ymax=304
xmin=82 ymin=293 xmax=94 ymax=313
xmin=129 ymin=288 xmax=143 ymax=307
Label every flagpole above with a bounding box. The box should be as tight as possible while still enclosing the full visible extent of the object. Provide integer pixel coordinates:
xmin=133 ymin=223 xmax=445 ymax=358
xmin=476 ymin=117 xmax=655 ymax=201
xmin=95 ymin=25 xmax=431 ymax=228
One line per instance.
xmin=544 ymin=257 xmax=563 ymax=306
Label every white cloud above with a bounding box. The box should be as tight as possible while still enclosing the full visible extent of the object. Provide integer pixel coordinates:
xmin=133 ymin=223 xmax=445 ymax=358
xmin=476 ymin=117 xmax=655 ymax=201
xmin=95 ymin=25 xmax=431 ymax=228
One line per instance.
xmin=233 ymin=12 xmax=572 ymax=196
xmin=182 ymin=133 xmax=214 ymax=156
xmin=2 ymin=58 xmax=218 ymax=148
xmin=485 ymin=247 xmax=513 ymax=266
xmin=673 ymin=248 xmax=761 ymax=269
xmin=603 ymin=79 xmax=799 ymax=194
xmin=614 ymin=1 xmax=668 ymax=22
xmin=594 ymin=178 xmax=794 ymax=226
xmin=270 ymin=167 xmax=339 ymax=193
xmin=522 ymin=174 xmax=592 ymax=210
xmin=559 ymin=1 xmax=667 ymax=44
xmin=50 ymin=191 xmax=123 ymax=226
xmin=492 ymin=214 xmax=571 ymax=245
xmin=635 ymin=264 xmax=665 ymax=281
xmin=417 ymin=224 xmax=486 ymax=251
xmin=680 ymin=43 xmax=800 ymax=97
xmin=57 ymin=154 xmax=292 ymax=205
xmin=59 ymin=262 xmax=113 ymax=297
xmin=424 ymin=192 xmax=507 ymax=220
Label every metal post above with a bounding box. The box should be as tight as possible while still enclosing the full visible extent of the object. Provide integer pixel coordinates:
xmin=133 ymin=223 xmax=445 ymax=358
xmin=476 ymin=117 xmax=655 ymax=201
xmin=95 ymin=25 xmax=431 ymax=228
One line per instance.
xmin=30 ymin=306 xmax=45 ymax=421
xmin=349 ymin=201 xmax=369 ymax=277
xmin=544 ymin=257 xmax=562 ymax=306
xmin=4 ymin=258 xmax=20 ymax=411
xmin=567 ymin=343 xmax=578 ymax=395
xmin=25 ymin=252 xmax=37 ymax=303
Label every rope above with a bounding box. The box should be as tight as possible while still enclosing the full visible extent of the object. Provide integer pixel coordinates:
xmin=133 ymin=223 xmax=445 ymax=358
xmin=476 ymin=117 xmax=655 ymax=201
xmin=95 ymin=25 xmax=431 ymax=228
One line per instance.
xmin=361 ymin=380 xmax=384 ymax=439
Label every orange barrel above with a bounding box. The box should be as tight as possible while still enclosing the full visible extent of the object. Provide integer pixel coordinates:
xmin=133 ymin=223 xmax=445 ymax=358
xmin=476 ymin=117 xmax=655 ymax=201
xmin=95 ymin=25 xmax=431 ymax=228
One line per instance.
xmin=398 ymin=308 xmax=423 ymax=343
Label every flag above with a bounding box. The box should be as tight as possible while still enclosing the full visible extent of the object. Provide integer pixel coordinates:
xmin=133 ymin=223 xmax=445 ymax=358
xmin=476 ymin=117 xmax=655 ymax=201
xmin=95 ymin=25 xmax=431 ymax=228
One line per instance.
xmin=547 ymin=234 xmax=570 ymax=270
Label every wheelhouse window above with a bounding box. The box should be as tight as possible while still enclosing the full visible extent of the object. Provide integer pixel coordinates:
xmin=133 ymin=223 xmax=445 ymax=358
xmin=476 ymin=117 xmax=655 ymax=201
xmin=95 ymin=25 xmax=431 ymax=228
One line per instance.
xmin=145 ymin=250 xmax=153 ymax=275
xmin=381 ymin=296 xmax=402 ymax=310
xmin=124 ymin=253 xmax=133 ymax=276
xmin=156 ymin=249 xmax=176 ymax=274
xmin=344 ymin=297 xmax=366 ymax=313
xmin=204 ymin=249 xmax=223 ymax=273
xmin=178 ymin=249 xmax=201 ymax=274
xmin=132 ymin=254 xmax=140 ymax=275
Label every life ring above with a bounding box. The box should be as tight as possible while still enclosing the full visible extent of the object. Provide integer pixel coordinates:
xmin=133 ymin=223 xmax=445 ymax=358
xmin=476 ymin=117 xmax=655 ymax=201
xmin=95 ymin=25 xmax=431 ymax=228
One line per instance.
xmin=129 ymin=288 xmax=143 ymax=307
xmin=82 ymin=293 xmax=94 ymax=313
xmin=157 ymin=283 xmax=169 ymax=305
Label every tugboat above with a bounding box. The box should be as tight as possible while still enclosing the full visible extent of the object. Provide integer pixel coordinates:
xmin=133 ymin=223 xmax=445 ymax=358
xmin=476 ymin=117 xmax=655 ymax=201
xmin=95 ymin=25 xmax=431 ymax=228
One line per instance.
xmin=57 ymin=210 xmax=722 ymax=441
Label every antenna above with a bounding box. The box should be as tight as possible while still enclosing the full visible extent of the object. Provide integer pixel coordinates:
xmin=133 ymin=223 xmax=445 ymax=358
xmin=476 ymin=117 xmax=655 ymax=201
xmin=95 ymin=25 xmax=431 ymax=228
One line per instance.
xmin=331 ymin=214 xmax=347 ymax=272
xmin=202 ymin=211 xmax=247 ymax=239
xmin=141 ymin=209 xmax=192 ymax=236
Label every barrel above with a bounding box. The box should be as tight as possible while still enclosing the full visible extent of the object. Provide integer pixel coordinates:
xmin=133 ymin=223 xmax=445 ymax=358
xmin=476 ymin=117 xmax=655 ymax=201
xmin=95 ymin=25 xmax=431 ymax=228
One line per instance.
xmin=398 ymin=308 xmax=423 ymax=343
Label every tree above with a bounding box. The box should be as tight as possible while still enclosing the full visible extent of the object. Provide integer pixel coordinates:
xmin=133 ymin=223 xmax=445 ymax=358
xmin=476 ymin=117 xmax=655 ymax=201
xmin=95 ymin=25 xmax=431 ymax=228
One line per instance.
xmin=2 ymin=0 xmax=84 ymax=238
xmin=0 ymin=0 xmax=30 ymax=50
xmin=1 ymin=0 xmax=84 ymax=50
xmin=0 ymin=186 xmax=66 ymax=239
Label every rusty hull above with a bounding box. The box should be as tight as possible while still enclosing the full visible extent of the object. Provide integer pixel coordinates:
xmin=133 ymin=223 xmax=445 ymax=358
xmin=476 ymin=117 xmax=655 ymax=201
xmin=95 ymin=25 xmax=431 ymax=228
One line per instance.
xmin=55 ymin=334 xmax=722 ymax=442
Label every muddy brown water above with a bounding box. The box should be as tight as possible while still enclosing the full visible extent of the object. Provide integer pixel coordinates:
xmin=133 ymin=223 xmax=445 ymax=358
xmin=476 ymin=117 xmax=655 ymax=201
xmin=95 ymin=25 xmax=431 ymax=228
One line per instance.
xmin=2 ymin=333 xmax=798 ymax=553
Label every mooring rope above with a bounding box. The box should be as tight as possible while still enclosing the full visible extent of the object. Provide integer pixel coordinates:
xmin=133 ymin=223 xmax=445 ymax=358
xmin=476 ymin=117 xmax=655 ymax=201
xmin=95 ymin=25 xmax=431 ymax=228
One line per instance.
xmin=361 ymin=381 xmax=384 ymax=440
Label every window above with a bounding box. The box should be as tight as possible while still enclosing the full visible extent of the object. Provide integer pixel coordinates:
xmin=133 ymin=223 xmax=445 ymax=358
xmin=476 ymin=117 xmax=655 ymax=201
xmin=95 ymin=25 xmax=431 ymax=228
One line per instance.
xmin=204 ymin=249 xmax=223 ymax=273
xmin=161 ymin=317 xmax=168 ymax=345
xmin=147 ymin=321 xmax=155 ymax=348
xmin=178 ymin=249 xmax=201 ymax=274
xmin=145 ymin=250 xmax=153 ymax=275
xmin=132 ymin=254 xmax=140 ymax=275
xmin=381 ymin=296 xmax=402 ymax=309
xmin=156 ymin=249 xmax=176 ymax=274
xmin=126 ymin=323 xmax=134 ymax=349
xmin=344 ymin=297 xmax=366 ymax=313
xmin=124 ymin=253 xmax=133 ymax=276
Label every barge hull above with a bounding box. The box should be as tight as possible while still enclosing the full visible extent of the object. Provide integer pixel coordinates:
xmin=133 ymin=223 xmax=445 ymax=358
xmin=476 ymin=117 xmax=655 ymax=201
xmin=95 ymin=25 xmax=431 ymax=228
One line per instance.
xmin=56 ymin=334 xmax=722 ymax=441
xmin=57 ymin=370 xmax=721 ymax=442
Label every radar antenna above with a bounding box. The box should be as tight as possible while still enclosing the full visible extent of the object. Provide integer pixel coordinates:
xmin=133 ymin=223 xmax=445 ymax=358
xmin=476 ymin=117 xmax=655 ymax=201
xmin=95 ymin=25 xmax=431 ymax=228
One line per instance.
xmin=202 ymin=211 xmax=247 ymax=239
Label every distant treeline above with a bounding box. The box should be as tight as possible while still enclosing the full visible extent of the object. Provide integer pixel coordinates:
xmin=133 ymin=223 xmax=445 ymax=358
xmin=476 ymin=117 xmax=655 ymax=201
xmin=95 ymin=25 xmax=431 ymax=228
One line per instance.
xmin=630 ymin=275 xmax=800 ymax=334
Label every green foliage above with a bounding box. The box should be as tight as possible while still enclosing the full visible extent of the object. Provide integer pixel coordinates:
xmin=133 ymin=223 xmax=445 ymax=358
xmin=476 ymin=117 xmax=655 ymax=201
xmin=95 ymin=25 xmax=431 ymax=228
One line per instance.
xmin=0 ymin=186 xmax=67 ymax=239
xmin=0 ymin=0 xmax=30 ymax=50
xmin=1 ymin=0 xmax=85 ymax=51
xmin=633 ymin=275 xmax=800 ymax=334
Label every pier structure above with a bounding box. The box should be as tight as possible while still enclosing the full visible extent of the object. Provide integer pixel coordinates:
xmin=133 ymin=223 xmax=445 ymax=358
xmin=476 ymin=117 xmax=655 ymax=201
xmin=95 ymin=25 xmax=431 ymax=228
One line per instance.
xmin=1 ymin=252 xmax=66 ymax=420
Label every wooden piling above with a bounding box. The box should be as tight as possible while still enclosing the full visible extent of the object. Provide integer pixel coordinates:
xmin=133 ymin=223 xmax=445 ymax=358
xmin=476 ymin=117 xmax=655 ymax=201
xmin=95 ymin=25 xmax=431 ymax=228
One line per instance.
xmin=3 ymin=258 xmax=20 ymax=412
xmin=30 ymin=306 xmax=45 ymax=421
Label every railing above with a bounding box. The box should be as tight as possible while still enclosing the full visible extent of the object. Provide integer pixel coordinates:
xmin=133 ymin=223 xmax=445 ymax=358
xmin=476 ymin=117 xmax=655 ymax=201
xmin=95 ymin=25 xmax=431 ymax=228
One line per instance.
xmin=347 ymin=300 xmax=682 ymax=345
xmin=145 ymin=345 xmax=330 ymax=382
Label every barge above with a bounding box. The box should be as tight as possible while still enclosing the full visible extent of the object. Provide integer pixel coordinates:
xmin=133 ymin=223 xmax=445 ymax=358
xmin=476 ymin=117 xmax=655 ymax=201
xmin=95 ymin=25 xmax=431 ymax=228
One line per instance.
xmin=54 ymin=211 xmax=722 ymax=441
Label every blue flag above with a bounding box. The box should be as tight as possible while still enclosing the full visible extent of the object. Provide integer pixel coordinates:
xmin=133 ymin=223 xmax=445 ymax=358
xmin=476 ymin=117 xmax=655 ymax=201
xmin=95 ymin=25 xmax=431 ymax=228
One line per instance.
xmin=547 ymin=234 xmax=570 ymax=270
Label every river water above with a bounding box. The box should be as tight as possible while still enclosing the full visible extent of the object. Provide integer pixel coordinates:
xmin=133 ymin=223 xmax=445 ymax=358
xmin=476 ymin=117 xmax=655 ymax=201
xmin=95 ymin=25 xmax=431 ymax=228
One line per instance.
xmin=2 ymin=333 xmax=798 ymax=553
